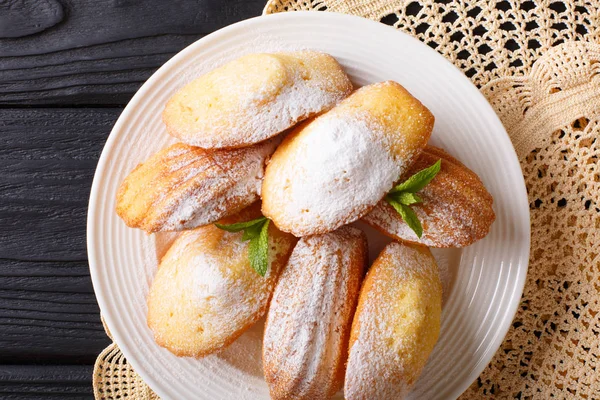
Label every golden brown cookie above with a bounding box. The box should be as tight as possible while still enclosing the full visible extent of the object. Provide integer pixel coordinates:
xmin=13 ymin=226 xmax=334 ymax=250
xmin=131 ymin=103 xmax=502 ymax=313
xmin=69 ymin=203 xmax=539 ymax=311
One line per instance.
xmin=262 ymin=81 xmax=434 ymax=236
xmin=362 ymin=145 xmax=495 ymax=247
xmin=116 ymin=140 xmax=277 ymax=233
xmin=147 ymin=204 xmax=296 ymax=357
xmin=162 ymin=51 xmax=353 ymax=148
xmin=345 ymin=242 xmax=442 ymax=400
xmin=263 ymin=226 xmax=367 ymax=400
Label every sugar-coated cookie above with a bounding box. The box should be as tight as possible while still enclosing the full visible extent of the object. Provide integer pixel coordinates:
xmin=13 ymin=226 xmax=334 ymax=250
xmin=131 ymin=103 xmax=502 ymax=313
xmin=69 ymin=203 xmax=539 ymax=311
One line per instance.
xmin=362 ymin=145 xmax=495 ymax=247
xmin=147 ymin=204 xmax=296 ymax=357
xmin=262 ymin=81 xmax=434 ymax=236
xmin=116 ymin=140 xmax=277 ymax=233
xmin=263 ymin=226 xmax=367 ymax=400
xmin=162 ymin=51 xmax=353 ymax=148
xmin=345 ymin=242 xmax=442 ymax=400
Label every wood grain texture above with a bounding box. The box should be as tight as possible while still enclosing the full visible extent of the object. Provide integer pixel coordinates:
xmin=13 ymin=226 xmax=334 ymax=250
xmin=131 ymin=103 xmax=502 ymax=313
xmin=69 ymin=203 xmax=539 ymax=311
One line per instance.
xmin=0 ymin=109 xmax=117 ymax=363
xmin=0 ymin=0 xmax=265 ymax=105
xmin=0 ymin=109 xmax=118 ymax=260
xmin=0 ymin=0 xmax=261 ymax=395
xmin=0 ymin=365 xmax=92 ymax=399
xmin=0 ymin=0 xmax=64 ymax=38
xmin=0 ymin=259 xmax=109 ymax=363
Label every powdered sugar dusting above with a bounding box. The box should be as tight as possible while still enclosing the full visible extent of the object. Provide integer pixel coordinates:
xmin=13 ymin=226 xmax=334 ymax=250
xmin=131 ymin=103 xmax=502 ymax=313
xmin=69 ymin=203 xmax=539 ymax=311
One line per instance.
xmin=362 ymin=147 xmax=495 ymax=247
xmin=161 ymin=140 xmax=277 ymax=231
xmin=165 ymin=51 xmax=353 ymax=148
xmin=264 ymin=226 xmax=366 ymax=399
xmin=266 ymin=112 xmax=403 ymax=235
xmin=232 ymin=52 xmax=352 ymax=146
xmin=116 ymin=141 xmax=277 ymax=233
xmin=364 ymin=198 xmax=467 ymax=247
xmin=148 ymin=223 xmax=294 ymax=357
xmin=352 ymin=219 xmax=457 ymax=305
xmin=430 ymin=247 xmax=460 ymax=304
xmin=345 ymin=242 xmax=442 ymax=399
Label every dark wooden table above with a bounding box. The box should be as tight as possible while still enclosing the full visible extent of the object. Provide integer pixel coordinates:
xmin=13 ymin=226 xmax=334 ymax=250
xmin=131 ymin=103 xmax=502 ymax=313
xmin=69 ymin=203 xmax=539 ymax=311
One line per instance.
xmin=0 ymin=1 xmax=265 ymax=397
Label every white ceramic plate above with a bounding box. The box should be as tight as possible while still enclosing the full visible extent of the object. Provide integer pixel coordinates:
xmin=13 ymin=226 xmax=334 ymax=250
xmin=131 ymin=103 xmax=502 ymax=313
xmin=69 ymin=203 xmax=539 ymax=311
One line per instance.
xmin=88 ymin=11 xmax=530 ymax=400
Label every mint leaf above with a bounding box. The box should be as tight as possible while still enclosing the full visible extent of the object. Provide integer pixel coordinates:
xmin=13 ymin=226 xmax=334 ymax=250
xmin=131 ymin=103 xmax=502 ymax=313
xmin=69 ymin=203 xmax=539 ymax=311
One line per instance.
xmin=392 ymin=192 xmax=422 ymax=205
xmin=242 ymin=223 xmax=263 ymax=241
xmin=390 ymin=159 xmax=441 ymax=194
xmin=385 ymin=159 xmax=440 ymax=238
xmin=248 ymin=220 xmax=270 ymax=276
xmin=216 ymin=216 xmax=271 ymax=276
xmin=386 ymin=198 xmax=423 ymax=238
xmin=215 ymin=217 xmax=266 ymax=234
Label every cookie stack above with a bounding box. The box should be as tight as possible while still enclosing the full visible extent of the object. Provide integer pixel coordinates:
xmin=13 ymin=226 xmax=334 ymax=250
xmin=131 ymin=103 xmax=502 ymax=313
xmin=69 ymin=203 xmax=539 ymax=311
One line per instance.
xmin=115 ymin=50 xmax=495 ymax=400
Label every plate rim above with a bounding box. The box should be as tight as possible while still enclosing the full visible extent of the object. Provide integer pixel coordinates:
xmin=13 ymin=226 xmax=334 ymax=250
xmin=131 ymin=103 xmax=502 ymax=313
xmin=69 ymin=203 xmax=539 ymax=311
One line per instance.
xmin=87 ymin=10 xmax=530 ymax=400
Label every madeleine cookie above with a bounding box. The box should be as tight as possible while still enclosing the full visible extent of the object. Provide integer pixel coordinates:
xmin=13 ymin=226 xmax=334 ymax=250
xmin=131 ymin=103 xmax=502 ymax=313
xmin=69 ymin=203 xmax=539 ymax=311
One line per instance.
xmin=362 ymin=145 xmax=495 ymax=247
xmin=262 ymin=81 xmax=434 ymax=236
xmin=116 ymin=140 xmax=277 ymax=233
xmin=263 ymin=226 xmax=367 ymax=400
xmin=147 ymin=204 xmax=296 ymax=357
xmin=162 ymin=50 xmax=353 ymax=148
xmin=345 ymin=242 xmax=442 ymax=400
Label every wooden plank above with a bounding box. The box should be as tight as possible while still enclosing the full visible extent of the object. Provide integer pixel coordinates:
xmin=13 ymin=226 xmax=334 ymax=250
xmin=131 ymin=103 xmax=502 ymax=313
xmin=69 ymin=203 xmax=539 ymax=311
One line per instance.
xmin=0 ymin=0 xmax=266 ymax=105
xmin=0 ymin=258 xmax=109 ymax=364
xmin=0 ymin=0 xmax=264 ymax=393
xmin=0 ymin=108 xmax=118 ymax=260
xmin=0 ymin=364 xmax=92 ymax=399
xmin=0 ymin=109 xmax=116 ymax=363
xmin=0 ymin=0 xmax=64 ymax=38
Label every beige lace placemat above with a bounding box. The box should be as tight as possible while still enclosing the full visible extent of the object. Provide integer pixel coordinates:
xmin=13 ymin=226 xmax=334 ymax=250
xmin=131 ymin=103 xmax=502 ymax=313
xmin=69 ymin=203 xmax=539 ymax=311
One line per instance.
xmin=94 ymin=1 xmax=600 ymax=398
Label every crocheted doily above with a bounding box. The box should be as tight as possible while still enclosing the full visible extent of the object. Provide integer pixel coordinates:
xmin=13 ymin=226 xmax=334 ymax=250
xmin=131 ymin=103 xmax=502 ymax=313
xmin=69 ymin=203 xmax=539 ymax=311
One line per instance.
xmin=94 ymin=1 xmax=600 ymax=399
xmin=475 ymin=41 xmax=600 ymax=399
xmin=264 ymin=0 xmax=600 ymax=89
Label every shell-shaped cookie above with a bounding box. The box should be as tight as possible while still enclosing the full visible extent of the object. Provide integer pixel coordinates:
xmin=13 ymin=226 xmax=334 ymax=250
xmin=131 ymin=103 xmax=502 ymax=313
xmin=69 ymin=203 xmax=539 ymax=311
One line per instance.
xmin=262 ymin=81 xmax=434 ymax=236
xmin=362 ymin=145 xmax=495 ymax=247
xmin=146 ymin=204 xmax=296 ymax=357
xmin=162 ymin=50 xmax=353 ymax=148
xmin=116 ymin=140 xmax=277 ymax=233
xmin=345 ymin=242 xmax=442 ymax=400
xmin=263 ymin=226 xmax=367 ymax=400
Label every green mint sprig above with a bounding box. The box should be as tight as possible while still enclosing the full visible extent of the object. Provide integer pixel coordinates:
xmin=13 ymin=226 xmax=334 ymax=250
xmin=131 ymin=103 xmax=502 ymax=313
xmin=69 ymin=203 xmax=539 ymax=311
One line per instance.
xmin=215 ymin=217 xmax=270 ymax=276
xmin=385 ymin=159 xmax=441 ymax=238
